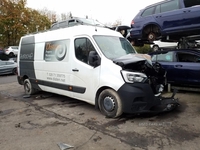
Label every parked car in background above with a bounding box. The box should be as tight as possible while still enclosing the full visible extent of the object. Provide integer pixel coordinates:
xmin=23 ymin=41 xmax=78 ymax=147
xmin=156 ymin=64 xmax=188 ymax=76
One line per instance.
xmin=51 ymin=17 xmax=106 ymax=30
xmin=0 ymin=60 xmax=17 ymax=75
xmin=3 ymin=46 xmax=19 ymax=57
xmin=150 ymin=40 xmax=178 ymax=51
xmin=111 ymin=25 xmax=131 ymax=38
xmin=149 ymin=49 xmax=200 ymax=87
xmin=130 ymin=0 xmax=200 ymax=45
xmin=151 ymin=40 xmax=200 ymax=51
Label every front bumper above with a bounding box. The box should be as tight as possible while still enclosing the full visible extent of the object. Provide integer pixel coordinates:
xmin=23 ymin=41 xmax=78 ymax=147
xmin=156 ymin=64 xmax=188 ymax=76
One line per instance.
xmin=117 ymin=83 xmax=179 ymax=114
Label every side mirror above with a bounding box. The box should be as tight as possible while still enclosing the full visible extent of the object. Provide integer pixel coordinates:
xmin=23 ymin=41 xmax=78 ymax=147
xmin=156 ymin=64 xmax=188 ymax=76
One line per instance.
xmin=88 ymin=51 xmax=101 ymax=67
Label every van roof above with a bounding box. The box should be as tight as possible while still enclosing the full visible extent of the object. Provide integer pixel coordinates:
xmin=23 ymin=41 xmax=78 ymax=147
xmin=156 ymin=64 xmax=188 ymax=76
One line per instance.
xmin=21 ymin=25 xmax=123 ymax=42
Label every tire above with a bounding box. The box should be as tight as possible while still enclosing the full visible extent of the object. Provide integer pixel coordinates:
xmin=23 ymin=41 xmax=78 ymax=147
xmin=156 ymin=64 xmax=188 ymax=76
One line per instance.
xmin=24 ymin=79 xmax=37 ymax=95
xmin=152 ymin=45 xmax=159 ymax=51
xmin=98 ymin=89 xmax=123 ymax=118
xmin=9 ymin=52 xmax=14 ymax=57
xmin=148 ymin=32 xmax=156 ymax=41
xmin=12 ymin=68 xmax=17 ymax=75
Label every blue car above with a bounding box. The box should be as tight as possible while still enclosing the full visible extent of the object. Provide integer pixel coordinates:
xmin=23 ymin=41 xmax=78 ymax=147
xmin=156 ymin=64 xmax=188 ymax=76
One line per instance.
xmin=129 ymin=0 xmax=200 ymax=46
xmin=149 ymin=49 xmax=200 ymax=87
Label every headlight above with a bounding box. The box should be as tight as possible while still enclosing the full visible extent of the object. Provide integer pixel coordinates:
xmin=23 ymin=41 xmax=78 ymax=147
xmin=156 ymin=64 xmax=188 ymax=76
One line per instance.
xmin=121 ymin=71 xmax=147 ymax=83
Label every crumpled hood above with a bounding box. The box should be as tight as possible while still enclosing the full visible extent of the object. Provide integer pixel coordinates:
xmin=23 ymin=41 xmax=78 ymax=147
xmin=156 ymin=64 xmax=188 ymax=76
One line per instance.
xmin=113 ymin=53 xmax=152 ymax=67
xmin=112 ymin=53 xmax=166 ymax=89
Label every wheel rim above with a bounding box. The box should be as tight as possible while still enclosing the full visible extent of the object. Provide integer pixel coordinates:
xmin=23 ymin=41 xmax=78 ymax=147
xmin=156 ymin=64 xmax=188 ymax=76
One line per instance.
xmin=103 ymin=96 xmax=115 ymax=112
xmin=148 ymin=33 xmax=156 ymax=41
xmin=153 ymin=46 xmax=159 ymax=51
xmin=13 ymin=68 xmax=17 ymax=74
xmin=25 ymin=82 xmax=31 ymax=93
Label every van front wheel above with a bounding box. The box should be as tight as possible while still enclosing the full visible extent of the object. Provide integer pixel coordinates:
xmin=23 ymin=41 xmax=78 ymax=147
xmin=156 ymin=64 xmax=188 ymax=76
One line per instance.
xmin=98 ymin=89 xmax=123 ymax=118
xmin=24 ymin=79 xmax=37 ymax=95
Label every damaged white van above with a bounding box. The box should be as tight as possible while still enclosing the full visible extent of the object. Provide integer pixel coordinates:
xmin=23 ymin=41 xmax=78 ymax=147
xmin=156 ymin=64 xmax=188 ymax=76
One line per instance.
xmin=17 ymin=25 xmax=179 ymax=118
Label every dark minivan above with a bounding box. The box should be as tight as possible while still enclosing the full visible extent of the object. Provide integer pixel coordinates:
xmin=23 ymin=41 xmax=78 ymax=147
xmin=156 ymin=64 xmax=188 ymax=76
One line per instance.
xmin=130 ymin=0 xmax=200 ymax=45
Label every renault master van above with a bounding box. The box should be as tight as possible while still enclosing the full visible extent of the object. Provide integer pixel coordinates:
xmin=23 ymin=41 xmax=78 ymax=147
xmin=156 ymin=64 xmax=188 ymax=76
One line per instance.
xmin=17 ymin=25 xmax=179 ymax=118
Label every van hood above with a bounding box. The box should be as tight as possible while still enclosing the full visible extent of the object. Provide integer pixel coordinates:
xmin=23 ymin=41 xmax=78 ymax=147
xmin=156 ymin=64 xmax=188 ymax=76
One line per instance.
xmin=113 ymin=53 xmax=152 ymax=67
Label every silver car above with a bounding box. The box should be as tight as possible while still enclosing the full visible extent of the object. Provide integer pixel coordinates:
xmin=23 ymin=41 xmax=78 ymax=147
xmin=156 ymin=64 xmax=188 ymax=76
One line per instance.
xmin=0 ymin=60 xmax=17 ymax=75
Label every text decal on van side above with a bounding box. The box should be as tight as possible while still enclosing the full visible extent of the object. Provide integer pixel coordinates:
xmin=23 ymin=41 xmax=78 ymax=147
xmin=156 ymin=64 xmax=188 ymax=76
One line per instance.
xmin=46 ymin=72 xmax=66 ymax=83
xmin=44 ymin=40 xmax=69 ymax=62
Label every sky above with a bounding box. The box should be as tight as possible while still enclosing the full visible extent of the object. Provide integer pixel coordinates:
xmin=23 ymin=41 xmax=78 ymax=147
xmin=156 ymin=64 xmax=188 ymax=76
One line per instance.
xmin=26 ymin=0 xmax=162 ymax=26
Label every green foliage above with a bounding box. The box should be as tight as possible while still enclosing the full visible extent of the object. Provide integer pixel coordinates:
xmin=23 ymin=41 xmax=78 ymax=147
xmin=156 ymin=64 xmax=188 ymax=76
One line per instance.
xmin=0 ymin=0 xmax=51 ymax=47
xmin=134 ymin=44 xmax=153 ymax=54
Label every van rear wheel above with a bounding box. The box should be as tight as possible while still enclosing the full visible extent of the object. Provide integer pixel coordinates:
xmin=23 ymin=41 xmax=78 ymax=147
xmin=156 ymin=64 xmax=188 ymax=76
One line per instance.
xmin=24 ymin=79 xmax=37 ymax=95
xmin=98 ymin=89 xmax=123 ymax=118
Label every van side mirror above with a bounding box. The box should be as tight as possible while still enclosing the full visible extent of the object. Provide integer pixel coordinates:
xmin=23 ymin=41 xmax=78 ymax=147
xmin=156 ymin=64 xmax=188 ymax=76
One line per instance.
xmin=88 ymin=51 xmax=101 ymax=67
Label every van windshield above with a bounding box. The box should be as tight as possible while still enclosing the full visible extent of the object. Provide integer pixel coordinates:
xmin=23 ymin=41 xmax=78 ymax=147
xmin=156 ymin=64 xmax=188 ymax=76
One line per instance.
xmin=93 ymin=35 xmax=137 ymax=59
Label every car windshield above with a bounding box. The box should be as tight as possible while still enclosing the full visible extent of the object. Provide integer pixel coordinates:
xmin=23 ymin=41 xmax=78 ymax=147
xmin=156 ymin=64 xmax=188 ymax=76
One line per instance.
xmin=93 ymin=35 xmax=137 ymax=59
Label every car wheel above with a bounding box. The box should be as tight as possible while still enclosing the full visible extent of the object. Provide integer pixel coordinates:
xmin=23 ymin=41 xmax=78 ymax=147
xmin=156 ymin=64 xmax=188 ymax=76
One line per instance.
xmin=148 ymin=32 xmax=156 ymax=41
xmin=9 ymin=52 xmax=14 ymax=57
xmin=98 ymin=89 xmax=123 ymax=118
xmin=24 ymin=79 xmax=37 ymax=95
xmin=152 ymin=45 xmax=159 ymax=51
xmin=12 ymin=68 xmax=17 ymax=75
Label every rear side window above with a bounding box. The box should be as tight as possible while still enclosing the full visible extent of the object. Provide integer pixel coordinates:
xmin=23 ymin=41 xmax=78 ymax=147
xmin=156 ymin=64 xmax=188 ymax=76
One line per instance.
xmin=160 ymin=0 xmax=179 ymax=13
xmin=142 ymin=7 xmax=155 ymax=17
xmin=184 ymin=0 xmax=200 ymax=7
xmin=155 ymin=5 xmax=161 ymax=14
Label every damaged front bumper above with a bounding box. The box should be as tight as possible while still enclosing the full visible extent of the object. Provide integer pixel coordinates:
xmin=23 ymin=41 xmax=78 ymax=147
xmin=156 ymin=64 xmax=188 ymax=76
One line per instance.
xmin=118 ymin=83 xmax=180 ymax=114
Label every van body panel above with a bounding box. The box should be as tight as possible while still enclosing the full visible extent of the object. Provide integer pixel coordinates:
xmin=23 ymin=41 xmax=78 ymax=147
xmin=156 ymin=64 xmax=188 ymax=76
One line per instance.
xmin=17 ymin=25 xmax=179 ymax=117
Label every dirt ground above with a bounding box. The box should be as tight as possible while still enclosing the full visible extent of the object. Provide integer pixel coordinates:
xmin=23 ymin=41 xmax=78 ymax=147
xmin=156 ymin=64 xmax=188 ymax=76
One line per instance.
xmin=0 ymin=81 xmax=200 ymax=150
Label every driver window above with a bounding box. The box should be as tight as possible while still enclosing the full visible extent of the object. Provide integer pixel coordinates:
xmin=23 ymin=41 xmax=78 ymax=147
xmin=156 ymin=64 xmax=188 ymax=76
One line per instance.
xmin=74 ymin=38 xmax=96 ymax=65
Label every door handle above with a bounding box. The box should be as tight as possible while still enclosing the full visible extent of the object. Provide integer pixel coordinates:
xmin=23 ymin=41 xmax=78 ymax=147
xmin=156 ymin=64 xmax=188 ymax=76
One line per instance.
xmin=183 ymin=10 xmax=190 ymax=13
xmin=72 ymin=69 xmax=79 ymax=72
xmin=175 ymin=65 xmax=183 ymax=67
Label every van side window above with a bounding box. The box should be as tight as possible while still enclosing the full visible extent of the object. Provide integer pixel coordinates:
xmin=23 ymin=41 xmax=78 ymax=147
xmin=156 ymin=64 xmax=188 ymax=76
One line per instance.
xmin=74 ymin=38 xmax=96 ymax=65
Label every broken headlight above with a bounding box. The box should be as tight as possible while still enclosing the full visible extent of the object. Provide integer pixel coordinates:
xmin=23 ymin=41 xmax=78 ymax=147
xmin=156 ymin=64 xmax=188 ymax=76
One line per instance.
xmin=121 ymin=71 xmax=147 ymax=83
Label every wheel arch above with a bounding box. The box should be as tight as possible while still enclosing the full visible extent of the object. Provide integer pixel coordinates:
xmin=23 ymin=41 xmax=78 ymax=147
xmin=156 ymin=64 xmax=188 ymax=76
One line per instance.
xmin=21 ymin=75 xmax=29 ymax=84
xmin=152 ymin=44 xmax=160 ymax=51
xmin=142 ymin=23 xmax=161 ymax=40
xmin=95 ymin=86 xmax=116 ymax=109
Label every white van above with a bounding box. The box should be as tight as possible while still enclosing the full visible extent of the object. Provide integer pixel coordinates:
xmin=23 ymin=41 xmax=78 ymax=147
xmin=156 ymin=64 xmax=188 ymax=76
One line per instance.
xmin=17 ymin=25 xmax=179 ymax=118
